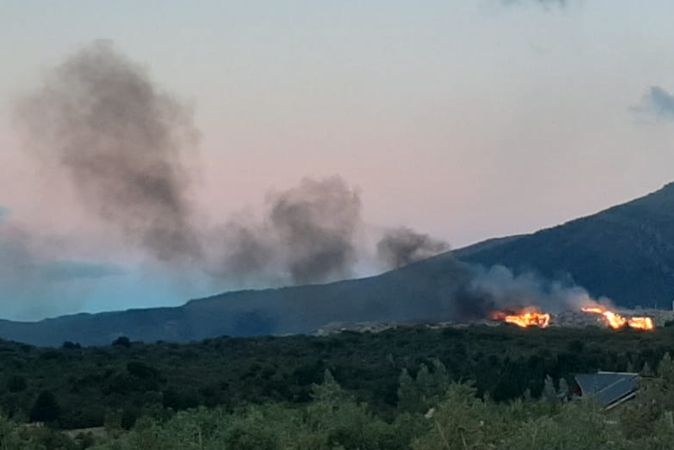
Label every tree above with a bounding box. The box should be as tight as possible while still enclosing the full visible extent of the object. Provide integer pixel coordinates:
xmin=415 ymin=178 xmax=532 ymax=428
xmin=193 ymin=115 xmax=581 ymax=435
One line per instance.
xmin=658 ymin=353 xmax=674 ymax=385
xmin=397 ymin=369 xmax=422 ymax=413
xmin=6 ymin=375 xmax=27 ymax=393
xmin=112 ymin=336 xmax=131 ymax=348
xmin=542 ymin=375 xmax=558 ymax=404
xmin=558 ymin=378 xmax=569 ymax=400
xmin=29 ymin=391 xmax=60 ymax=424
xmin=642 ymin=361 xmax=655 ymax=377
xmin=61 ymin=341 xmax=81 ymax=350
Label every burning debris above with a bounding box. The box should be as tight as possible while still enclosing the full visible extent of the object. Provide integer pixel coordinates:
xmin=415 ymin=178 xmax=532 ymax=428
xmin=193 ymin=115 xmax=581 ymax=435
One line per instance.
xmin=491 ymin=309 xmax=550 ymax=328
xmin=581 ymin=306 xmax=654 ymax=331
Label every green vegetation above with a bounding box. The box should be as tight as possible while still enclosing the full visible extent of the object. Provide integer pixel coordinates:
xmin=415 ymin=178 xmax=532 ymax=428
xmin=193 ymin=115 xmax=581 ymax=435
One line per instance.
xmin=4 ymin=358 xmax=674 ymax=449
xmin=2 ymin=324 xmax=674 ymax=448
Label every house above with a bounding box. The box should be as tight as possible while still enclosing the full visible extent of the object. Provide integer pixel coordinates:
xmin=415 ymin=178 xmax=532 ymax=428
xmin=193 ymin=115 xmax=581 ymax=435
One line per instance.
xmin=574 ymin=371 xmax=639 ymax=410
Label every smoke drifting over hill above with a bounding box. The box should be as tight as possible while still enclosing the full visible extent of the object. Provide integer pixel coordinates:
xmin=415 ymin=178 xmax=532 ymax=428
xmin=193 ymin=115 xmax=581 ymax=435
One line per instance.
xmin=215 ymin=176 xmax=362 ymax=284
xmin=269 ymin=176 xmax=362 ymax=284
xmin=377 ymin=227 xmax=450 ymax=269
xmin=7 ymin=42 xmax=611 ymax=329
xmin=12 ymin=40 xmax=605 ymax=333
xmin=11 ymin=40 xmax=605 ymax=332
xmin=15 ymin=41 xmax=447 ymax=289
xmin=466 ymin=264 xmax=597 ymax=317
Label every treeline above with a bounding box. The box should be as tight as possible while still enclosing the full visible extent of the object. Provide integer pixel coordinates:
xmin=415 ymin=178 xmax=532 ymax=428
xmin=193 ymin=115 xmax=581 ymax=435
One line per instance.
xmin=0 ymin=325 xmax=672 ymax=432
xmin=5 ymin=355 xmax=674 ymax=449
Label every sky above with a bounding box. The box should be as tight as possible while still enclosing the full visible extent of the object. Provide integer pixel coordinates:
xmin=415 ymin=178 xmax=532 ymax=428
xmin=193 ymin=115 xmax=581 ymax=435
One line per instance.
xmin=2 ymin=0 xmax=674 ymax=320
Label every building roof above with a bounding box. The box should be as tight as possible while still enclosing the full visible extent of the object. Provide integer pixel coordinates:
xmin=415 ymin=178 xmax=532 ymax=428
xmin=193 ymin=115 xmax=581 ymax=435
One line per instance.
xmin=574 ymin=372 xmax=638 ymax=410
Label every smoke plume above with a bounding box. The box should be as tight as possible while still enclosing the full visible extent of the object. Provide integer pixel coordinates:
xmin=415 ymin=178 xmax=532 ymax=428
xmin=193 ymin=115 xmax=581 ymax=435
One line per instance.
xmin=269 ymin=177 xmax=361 ymax=284
xmin=216 ymin=176 xmax=362 ymax=285
xmin=377 ymin=227 xmax=450 ymax=269
xmin=216 ymin=220 xmax=277 ymax=282
xmin=16 ymin=42 xmax=373 ymax=286
xmin=16 ymin=41 xmax=456 ymax=289
xmin=466 ymin=264 xmax=596 ymax=317
xmin=16 ymin=40 xmax=201 ymax=263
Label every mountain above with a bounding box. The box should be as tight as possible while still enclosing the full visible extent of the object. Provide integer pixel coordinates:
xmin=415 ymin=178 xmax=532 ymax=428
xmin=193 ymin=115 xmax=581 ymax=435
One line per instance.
xmin=455 ymin=182 xmax=674 ymax=308
xmin=2 ymin=182 xmax=674 ymax=346
xmin=0 ymin=255 xmax=474 ymax=346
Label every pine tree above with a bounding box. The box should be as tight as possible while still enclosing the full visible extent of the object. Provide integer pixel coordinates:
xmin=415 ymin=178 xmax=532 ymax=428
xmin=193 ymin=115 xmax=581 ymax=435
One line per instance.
xmin=397 ymin=368 xmax=422 ymax=413
xmin=658 ymin=353 xmax=674 ymax=385
xmin=642 ymin=362 xmax=655 ymax=377
xmin=558 ymin=378 xmax=569 ymax=401
xmin=416 ymin=364 xmax=433 ymax=396
xmin=542 ymin=375 xmax=558 ymax=404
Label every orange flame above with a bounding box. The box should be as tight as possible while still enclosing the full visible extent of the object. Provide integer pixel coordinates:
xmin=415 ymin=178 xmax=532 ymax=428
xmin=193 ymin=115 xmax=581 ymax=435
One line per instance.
xmin=492 ymin=309 xmax=550 ymax=328
xmin=627 ymin=317 xmax=654 ymax=331
xmin=581 ymin=306 xmax=654 ymax=331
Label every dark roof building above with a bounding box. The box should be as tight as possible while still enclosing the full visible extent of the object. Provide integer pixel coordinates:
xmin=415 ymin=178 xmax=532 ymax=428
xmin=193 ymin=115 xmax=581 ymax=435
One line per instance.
xmin=574 ymin=372 xmax=639 ymax=410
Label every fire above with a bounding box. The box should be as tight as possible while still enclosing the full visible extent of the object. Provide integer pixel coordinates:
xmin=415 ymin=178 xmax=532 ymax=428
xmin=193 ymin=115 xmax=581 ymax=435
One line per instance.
xmin=491 ymin=309 xmax=550 ymax=328
xmin=627 ymin=317 xmax=654 ymax=330
xmin=581 ymin=306 xmax=654 ymax=331
xmin=581 ymin=307 xmax=626 ymax=329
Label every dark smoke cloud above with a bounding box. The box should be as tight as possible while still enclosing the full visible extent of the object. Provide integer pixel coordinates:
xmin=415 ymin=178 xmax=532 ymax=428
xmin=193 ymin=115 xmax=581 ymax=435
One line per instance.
xmin=17 ymin=42 xmax=368 ymax=286
xmin=377 ymin=227 xmax=450 ymax=269
xmin=269 ymin=177 xmax=361 ymax=284
xmin=216 ymin=176 xmax=362 ymax=285
xmin=466 ymin=264 xmax=595 ymax=317
xmin=215 ymin=220 xmax=278 ymax=283
xmin=16 ymin=40 xmax=201 ymax=263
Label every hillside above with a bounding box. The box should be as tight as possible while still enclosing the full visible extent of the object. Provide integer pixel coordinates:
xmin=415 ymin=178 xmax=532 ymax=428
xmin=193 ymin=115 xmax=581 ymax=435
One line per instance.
xmin=455 ymin=182 xmax=674 ymax=308
xmin=0 ymin=256 xmax=475 ymax=346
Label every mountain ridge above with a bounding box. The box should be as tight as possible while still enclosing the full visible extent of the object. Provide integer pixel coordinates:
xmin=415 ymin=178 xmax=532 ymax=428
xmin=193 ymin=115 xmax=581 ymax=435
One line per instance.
xmin=455 ymin=182 xmax=674 ymax=307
